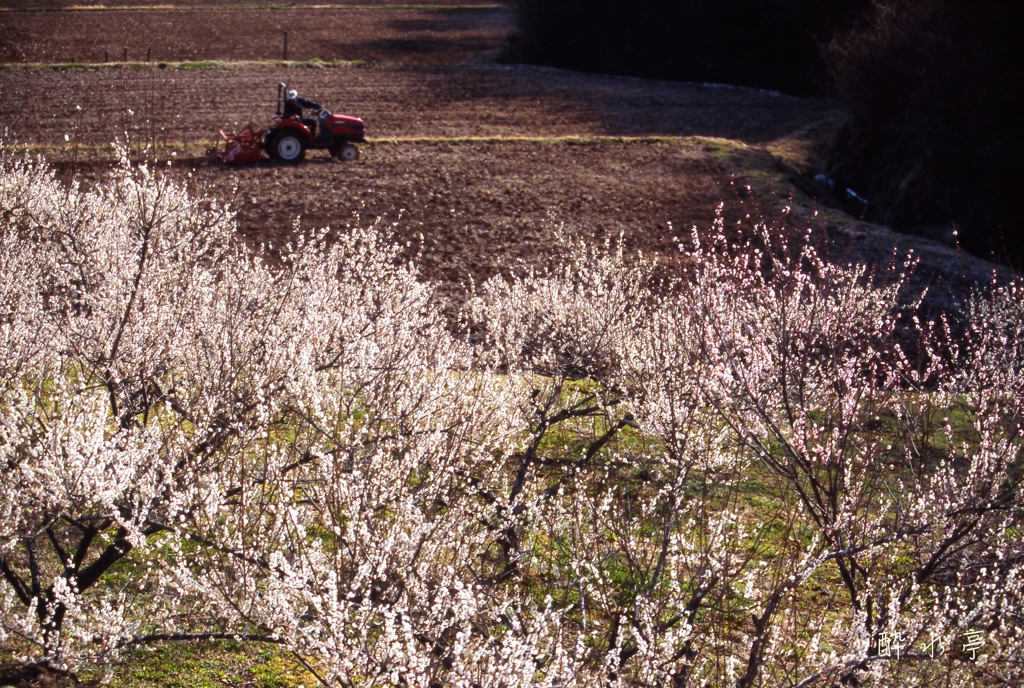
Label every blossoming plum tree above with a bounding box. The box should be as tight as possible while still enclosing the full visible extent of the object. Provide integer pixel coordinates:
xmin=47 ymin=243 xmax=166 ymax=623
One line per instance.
xmin=0 ymin=153 xmax=1021 ymax=687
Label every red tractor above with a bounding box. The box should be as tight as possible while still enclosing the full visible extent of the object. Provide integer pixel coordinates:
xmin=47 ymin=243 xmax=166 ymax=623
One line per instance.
xmin=218 ymin=83 xmax=365 ymax=165
xmin=265 ymin=83 xmax=365 ymax=163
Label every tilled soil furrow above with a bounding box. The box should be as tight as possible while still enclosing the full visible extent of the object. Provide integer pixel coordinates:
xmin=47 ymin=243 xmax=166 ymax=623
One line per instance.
xmin=0 ymin=6 xmax=511 ymax=64
xmin=0 ymin=64 xmax=836 ymax=147
xmin=1 ymin=3 xmax=504 ymax=8
xmin=188 ymin=139 xmax=732 ymax=307
xmin=0 ymin=0 xmax=501 ymax=6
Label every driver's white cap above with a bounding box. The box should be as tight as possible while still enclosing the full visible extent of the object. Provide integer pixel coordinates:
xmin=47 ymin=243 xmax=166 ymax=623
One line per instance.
xmin=287 ymin=89 xmax=297 ymax=100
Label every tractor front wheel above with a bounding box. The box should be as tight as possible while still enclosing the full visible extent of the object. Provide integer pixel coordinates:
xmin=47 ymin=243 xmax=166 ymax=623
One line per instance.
xmin=275 ymin=134 xmax=305 ymax=163
xmin=331 ymin=143 xmax=359 ymax=162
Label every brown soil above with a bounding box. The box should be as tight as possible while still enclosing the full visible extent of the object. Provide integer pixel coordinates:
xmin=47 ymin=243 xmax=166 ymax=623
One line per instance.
xmin=54 ymin=135 xmax=998 ymax=319
xmin=195 ymin=139 xmax=734 ymax=302
xmin=0 ymin=63 xmax=836 ymax=147
xmin=0 ymin=0 xmax=503 ymax=7
xmin=0 ymin=6 xmax=511 ymax=64
xmin=2 ymin=61 xmax=848 ymax=299
xmin=0 ymin=6 xmax=1003 ymax=316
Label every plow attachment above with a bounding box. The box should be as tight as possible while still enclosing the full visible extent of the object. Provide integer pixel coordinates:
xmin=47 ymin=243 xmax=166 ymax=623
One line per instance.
xmin=218 ymin=124 xmax=264 ymax=164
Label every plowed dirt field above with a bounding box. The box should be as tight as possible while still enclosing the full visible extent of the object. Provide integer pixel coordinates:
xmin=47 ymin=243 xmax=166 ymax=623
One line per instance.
xmin=0 ymin=2 xmax=998 ymax=315
xmin=4 ymin=61 xmax=861 ymax=301
xmin=0 ymin=64 xmax=835 ymax=145
xmin=0 ymin=5 xmax=510 ymax=64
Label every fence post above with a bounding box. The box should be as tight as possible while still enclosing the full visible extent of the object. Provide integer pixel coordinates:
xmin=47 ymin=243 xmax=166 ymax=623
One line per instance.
xmin=283 ymin=31 xmax=288 ymax=61
xmin=123 ymin=47 xmax=128 ymax=61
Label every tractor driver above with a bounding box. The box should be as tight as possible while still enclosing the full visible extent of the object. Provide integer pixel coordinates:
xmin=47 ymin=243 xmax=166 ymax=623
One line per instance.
xmin=284 ymin=89 xmax=322 ymax=136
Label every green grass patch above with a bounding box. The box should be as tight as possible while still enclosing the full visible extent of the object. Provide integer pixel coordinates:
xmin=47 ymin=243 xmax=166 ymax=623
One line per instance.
xmin=693 ymin=136 xmax=749 ymax=163
xmin=78 ymin=640 xmax=317 ymax=688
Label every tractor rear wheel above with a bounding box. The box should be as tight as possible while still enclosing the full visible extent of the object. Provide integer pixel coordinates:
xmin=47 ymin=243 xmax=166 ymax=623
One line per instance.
xmin=275 ymin=134 xmax=305 ymax=163
xmin=331 ymin=143 xmax=359 ymax=162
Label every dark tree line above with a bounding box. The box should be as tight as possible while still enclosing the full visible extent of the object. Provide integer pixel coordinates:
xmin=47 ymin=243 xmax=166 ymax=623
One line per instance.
xmin=509 ymin=0 xmax=869 ymax=94
xmin=824 ymin=0 xmax=1024 ymax=264
xmin=510 ymin=0 xmax=1024 ymax=265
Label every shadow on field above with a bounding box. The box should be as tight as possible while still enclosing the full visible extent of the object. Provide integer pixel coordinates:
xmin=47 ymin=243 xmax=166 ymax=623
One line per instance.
xmin=322 ymin=8 xmax=514 ymax=62
xmin=397 ymin=66 xmax=839 ymax=143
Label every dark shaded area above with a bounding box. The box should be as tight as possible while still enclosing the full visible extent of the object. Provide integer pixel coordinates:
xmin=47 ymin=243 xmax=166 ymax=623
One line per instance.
xmin=508 ymin=0 xmax=869 ymax=95
xmin=511 ymin=0 xmax=1024 ymax=266
xmin=0 ymin=662 xmax=72 ymax=687
xmin=337 ymin=8 xmax=512 ymax=60
xmin=823 ymin=0 xmax=1024 ymax=265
